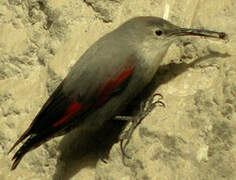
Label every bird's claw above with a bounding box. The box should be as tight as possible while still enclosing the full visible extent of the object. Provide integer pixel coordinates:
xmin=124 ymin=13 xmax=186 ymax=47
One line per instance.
xmin=119 ymin=93 xmax=165 ymax=164
xmin=142 ymin=93 xmax=166 ymax=111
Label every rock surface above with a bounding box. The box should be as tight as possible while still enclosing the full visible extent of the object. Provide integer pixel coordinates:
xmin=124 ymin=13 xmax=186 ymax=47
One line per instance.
xmin=0 ymin=0 xmax=235 ymax=179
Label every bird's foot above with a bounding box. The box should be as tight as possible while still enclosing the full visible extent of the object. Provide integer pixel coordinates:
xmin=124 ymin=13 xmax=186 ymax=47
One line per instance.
xmin=100 ymin=156 xmax=109 ymax=164
xmin=115 ymin=93 xmax=165 ymax=165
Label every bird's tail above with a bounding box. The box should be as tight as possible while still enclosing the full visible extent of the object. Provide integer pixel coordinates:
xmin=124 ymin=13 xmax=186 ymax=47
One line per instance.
xmin=8 ymin=128 xmax=31 ymax=155
xmin=10 ymin=134 xmax=47 ymax=170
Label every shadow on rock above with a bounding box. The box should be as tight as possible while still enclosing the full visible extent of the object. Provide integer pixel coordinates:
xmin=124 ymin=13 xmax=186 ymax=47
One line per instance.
xmin=143 ymin=50 xmax=229 ymax=97
xmin=53 ymin=118 xmax=127 ymax=180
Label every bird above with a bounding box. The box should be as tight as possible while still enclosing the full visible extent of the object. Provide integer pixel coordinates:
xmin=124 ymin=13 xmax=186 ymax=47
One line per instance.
xmin=8 ymin=16 xmax=226 ymax=170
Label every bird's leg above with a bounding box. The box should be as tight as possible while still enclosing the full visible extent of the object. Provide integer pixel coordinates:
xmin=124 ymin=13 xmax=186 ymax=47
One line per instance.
xmin=114 ymin=93 xmax=166 ymax=164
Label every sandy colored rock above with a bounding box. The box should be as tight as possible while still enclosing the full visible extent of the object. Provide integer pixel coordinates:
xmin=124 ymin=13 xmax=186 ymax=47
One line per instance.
xmin=0 ymin=0 xmax=235 ymax=179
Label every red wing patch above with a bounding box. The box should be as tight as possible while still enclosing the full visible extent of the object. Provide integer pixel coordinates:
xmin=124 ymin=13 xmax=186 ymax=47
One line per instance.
xmin=54 ymin=60 xmax=135 ymax=127
xmin=53 ymin=101 xmax=83 ymax=127
xmin=97 ymin=63 xmax=135 ymax=105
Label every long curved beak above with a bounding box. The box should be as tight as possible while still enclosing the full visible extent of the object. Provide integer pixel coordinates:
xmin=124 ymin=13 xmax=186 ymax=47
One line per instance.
xmin=171 ymin=28 xmax=226 ymax=39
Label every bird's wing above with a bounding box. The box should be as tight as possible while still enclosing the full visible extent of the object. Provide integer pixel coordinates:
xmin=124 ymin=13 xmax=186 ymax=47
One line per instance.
xmin=9 ymin=51 xmax=136 ymax=170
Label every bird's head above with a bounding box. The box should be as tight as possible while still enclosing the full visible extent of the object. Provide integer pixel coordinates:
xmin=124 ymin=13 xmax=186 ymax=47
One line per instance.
xmin=120 ymin=16 xmax=225 ymax=45
xmin=117 ymin=16 xmax=226 ymax=65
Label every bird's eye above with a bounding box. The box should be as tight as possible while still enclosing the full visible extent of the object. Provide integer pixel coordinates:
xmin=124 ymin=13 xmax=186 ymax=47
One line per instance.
xmin=155 ymin=30 xmax=163 ymax=36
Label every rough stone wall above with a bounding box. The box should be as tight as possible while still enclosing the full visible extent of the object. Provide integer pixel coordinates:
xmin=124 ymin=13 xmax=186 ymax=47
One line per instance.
xmin=0 ymin=0 xmax=235 ymax=179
